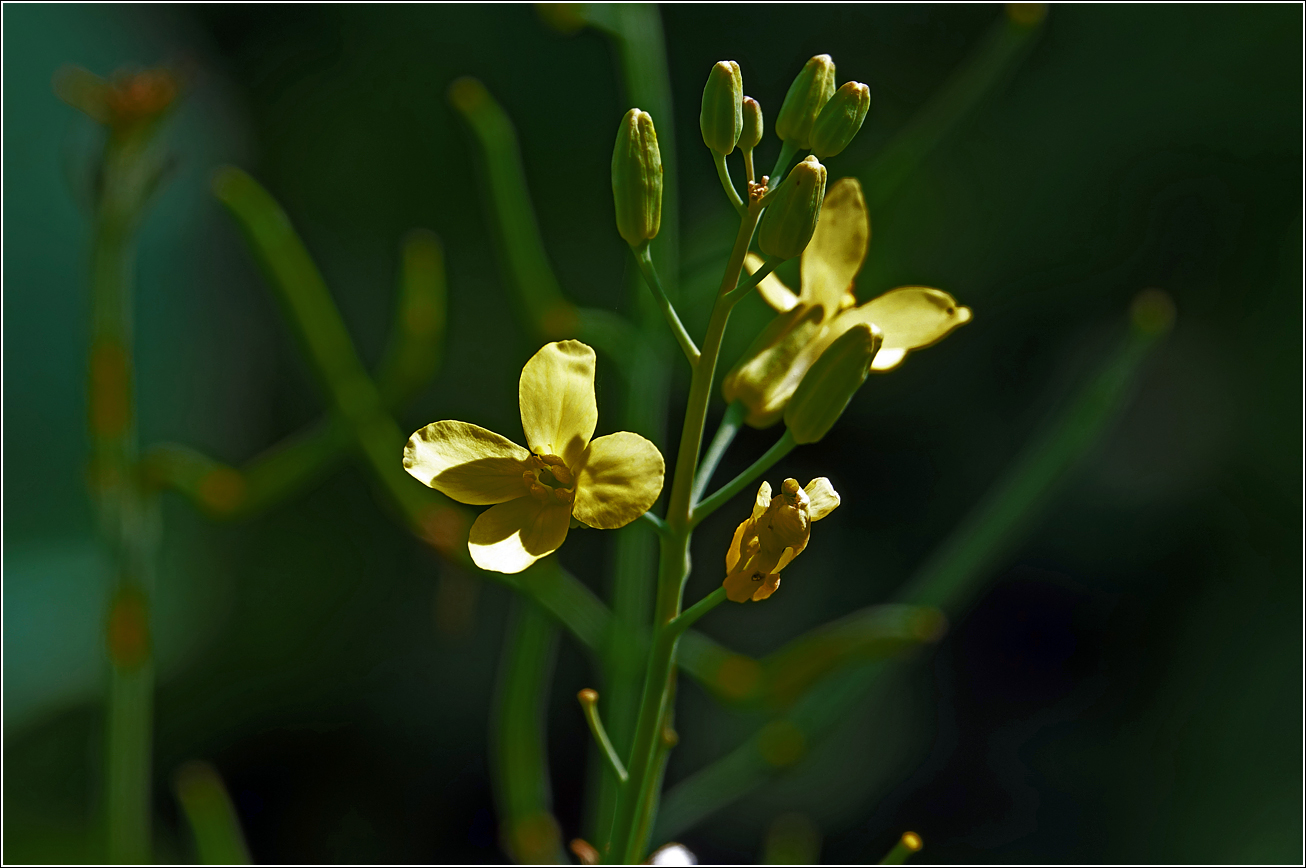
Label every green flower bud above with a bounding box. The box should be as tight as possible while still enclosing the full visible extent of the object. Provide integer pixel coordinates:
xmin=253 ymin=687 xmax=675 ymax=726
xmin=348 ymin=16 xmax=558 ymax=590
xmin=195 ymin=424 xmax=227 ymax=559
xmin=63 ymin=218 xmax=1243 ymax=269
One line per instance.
xmin=775 ymin=54 xmax=836 ymax=148
xmin=811 ymin=81 xmax=870 ymax=159
xmin=700 ymin=60 xmax=743 ymax=156
xmin=740 ymin=96 xmax=764 ymax=152
xmin=758 ymin=156 xmax=827 ymax=260
xmin=784 ymin=322 xmax=882 ymax=444
xmin=611 ymin=108 xmax=663 ymax=248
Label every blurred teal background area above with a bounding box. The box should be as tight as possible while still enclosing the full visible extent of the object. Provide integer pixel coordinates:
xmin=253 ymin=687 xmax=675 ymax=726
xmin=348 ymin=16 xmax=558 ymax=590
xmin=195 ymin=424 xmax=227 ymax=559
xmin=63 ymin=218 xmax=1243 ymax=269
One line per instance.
xmin=3 ymin=3 xmax=1300 ymax=864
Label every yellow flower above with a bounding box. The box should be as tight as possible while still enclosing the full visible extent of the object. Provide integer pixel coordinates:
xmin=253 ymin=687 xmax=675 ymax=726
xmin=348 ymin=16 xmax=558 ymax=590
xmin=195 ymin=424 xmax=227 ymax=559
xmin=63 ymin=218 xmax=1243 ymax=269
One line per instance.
xmin=723 ymin=177 xmax=973 ymax=427
xmin=723 ymin=478 xmax=840 ymax=603
xmin=404 ymin=341 xmax=664 ymax=574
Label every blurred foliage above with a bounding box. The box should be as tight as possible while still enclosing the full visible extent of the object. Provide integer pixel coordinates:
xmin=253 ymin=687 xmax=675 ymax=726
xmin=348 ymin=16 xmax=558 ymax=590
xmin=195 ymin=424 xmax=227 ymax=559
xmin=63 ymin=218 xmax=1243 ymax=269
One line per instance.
xmin=3 ymin=3 xmax=1300 ymax=864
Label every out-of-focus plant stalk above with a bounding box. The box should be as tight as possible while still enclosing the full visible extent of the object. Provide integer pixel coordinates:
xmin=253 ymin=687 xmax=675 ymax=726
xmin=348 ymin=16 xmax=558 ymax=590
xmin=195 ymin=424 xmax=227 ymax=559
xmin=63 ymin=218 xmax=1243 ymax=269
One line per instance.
xmin=174 ymin=761 xmax=251 ymax=864
xmin=493 ymin=597 xmax=566 ymax=863
xmin=88 ymin=116 xmax=165 ymax=866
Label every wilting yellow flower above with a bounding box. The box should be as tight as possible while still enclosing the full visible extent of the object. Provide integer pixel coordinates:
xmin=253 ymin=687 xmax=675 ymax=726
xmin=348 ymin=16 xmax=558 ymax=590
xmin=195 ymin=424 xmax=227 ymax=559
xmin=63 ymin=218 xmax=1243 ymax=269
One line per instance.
xmin=404 ymin=341 xmax=664 ymax=574
xmin=723 ymin=177 xmax=972 ymax=427
xmin=723 ymin=478 xmax=840 ymax=603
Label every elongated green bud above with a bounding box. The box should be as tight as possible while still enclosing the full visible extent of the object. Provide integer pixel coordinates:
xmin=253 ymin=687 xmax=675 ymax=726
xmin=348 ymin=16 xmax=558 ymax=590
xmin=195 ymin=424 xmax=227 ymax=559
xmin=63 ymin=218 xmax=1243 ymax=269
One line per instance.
xmin=700 ymin=60 xmax=743 ymax=155
xmin=740 ymin=96 xmax=763 ymax=152
xmin=784 ymin=323 xmax=882 ymax=443
xmin=775 ymin=54 xmax=836 ymax=148
xmin=611 ymin=108 xmax=663 ymax=248
xmin=758 ymin=156 xmax=827 ymax=260
xmin=811 ymin=81 xmax=870 ymax=158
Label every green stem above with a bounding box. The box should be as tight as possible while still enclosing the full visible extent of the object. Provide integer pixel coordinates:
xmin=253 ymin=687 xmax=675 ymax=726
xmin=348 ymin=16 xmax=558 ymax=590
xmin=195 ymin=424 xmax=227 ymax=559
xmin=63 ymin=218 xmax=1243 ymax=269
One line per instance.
xmin=579 ymin=691 xmax=629 ymax=784
xmin=692 ymin=431 xmax=797 ymax=528
xmin=692 ymin=401 xmax=745 ymax=504
xmin=634 ymin=246 xmax=699 ymax=366
xmin=743 ymin=148 xmax=756 ymax=185
xmin=637 ymin=510 xmax=669 ymax=538
xmin=879 ymin=832 xmax=923 ymax=865
xmin=713 ymin=150 xmax=746 ymax=214
xmin=611 ymin=202 xmax=764 ymax=864
xmin=668 ymin=587 xmax=728 ymax=636
xmin=90 ymin=128 xmax=162 ymax=866
xmin=768 ymin=140 xmax=799 ymax=191
xmin=723 ymin=256 xmax=780 ymax=305
xmin=492 ymin=596 xmax=565 ymax=864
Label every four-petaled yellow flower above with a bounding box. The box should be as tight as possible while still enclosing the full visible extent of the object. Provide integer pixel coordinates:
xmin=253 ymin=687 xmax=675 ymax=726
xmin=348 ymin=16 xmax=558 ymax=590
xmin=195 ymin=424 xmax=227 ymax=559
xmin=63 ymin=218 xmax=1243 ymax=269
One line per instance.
xmin=404 ymin=341 xmax=664 ymax=574
xmin=724 ymin=177 xmax=973 ymax=427
xmin=723 ymin=478 xmax=840 ymax=603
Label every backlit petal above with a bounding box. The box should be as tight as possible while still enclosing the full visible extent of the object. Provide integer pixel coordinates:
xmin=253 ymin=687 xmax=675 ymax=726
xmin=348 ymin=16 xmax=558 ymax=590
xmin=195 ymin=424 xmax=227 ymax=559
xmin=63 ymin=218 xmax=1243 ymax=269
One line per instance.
xmin=519 ymin=341 xmax=598 ymax=467
xmin=775 ymin=547 xmax=797 ymax=573
xmin=745 ymin=252 xmax=799 ymax=313
xmin=800 ymin=178 xmax=869 ymax=315
xmin=804 ymin=477 xmax=840 ymax=521
xmin=724 ymin=567 xmax=760 ymax=603
xmin=753 ymin=480 xmax=773 ymax=520
xmin=404 ymin=420 xmax=531 ymax=504
xmin=840 ymin=287 xmax=971 ymax=371
xmin=467 ymin=496 xmax=572 ymax=574
xmin=572 ymin=432 xmax=665 ymax=530
xmin=725 ymin=518 xmax=750 ymax=574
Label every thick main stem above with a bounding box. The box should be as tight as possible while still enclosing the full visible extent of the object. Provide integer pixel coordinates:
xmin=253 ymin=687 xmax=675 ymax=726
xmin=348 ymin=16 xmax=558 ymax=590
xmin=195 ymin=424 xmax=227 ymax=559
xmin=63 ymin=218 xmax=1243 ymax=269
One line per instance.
xmin=611 ymin=207 xmax=763 ymax=863
xmin=91 ymin=131 xmax=158 ymax=865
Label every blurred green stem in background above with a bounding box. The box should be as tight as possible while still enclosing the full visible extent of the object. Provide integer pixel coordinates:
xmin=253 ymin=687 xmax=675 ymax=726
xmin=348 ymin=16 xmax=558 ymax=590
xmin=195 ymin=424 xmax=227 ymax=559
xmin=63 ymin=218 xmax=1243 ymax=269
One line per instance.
xmin=860 ymin=3 xmax=1046 ymax=212
xmin=493 ymin=596 xmax=566 ymax=864
xmin=174 ymin=761 xmax=251 ymax=864
xmin=83 ymin=99 xmax=169 ymax=865
xmin=654 ymin=296 xmax=1173 ymax=841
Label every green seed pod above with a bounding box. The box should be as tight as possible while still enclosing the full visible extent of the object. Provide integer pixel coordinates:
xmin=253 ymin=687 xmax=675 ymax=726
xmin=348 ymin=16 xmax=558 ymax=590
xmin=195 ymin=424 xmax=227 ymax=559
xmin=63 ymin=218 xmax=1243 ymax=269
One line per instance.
xmin=740 ymin=96 xmax=763 ymax=152
xmin=784 ymin=322 xmax=882 ymax=444
xmin=700 ymin=60 xmax=743 ymax=156
xmin=758 ymin=156 xmax=827 ymax=260
xmin=811 ymin=81 xmax=870 ymax=159
xmin=775 ymin=54 xmax=836 ymax=149
xmin=611 ymin=108 xmax=663 ymax=248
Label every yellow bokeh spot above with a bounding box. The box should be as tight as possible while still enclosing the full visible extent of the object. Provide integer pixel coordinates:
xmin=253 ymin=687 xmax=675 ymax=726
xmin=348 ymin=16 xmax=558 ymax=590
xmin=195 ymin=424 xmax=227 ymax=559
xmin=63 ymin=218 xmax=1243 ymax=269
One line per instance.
xmin=757 ymin=719 xmax=806 ymax=767
xmin=198 ymin=468 xmax=246 ymax=514
xmin=1005 ymin=3 xmax=1047 ymax=26
xmin=716 ymin=654 xmax=763 ymax=700
xmin=902 ymin=831 xmax=923 ymax=852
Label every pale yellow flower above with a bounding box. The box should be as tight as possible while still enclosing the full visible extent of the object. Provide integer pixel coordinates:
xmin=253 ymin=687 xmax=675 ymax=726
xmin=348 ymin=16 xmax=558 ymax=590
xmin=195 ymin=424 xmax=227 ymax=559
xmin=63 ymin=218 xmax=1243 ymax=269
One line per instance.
xmin=723 ymin=478 xmax=840 ymax=603
xmin=724 ymin=177 xmax=973 ymax=427
xmin=404 ymin=341 xmax=664 ymax=574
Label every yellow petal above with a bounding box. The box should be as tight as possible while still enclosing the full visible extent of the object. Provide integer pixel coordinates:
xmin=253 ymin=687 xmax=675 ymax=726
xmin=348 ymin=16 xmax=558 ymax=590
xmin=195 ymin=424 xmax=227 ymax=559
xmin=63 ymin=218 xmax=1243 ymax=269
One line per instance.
xmin=753 ymin=480 xmax=773 ymax=519
xmin=404 ymin=420 xmax=531 ymax=504
xmin=775 ymin=547 xmax=798 ymax=574
xmin=800 ymin=178 xmax=869 ymax=315
xmin=804 ymin=477 xmax=840 ymax=521
xmin=572 ymin=432 xmax=665 ymax=530
xmin=751 ymin=573 xmax=782 ymax=602
xmin=724 ymin=567 xmax=760 ymax=603
xmin=725 ymin=518 xmax=751 ymax=574
xmin=840 ymin=287 xmax=971 ymax=371
xmin=519 ymin=341 xmax=598 ymax=467
xmin=467 ymin=496 xmax=572 ymax=574
xmin=722 ymin=304 xmax=825 ymax=428
xmin=745 ymin=252 xmax=799 ymax=313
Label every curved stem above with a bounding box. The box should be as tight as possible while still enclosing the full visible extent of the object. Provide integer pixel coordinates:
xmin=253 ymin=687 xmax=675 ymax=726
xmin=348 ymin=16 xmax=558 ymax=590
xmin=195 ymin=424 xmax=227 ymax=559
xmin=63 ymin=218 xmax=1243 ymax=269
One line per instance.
xmin=724 ymin=256 xmax=780 ymax=306
xmin=768 ymin=140 xmax=800 ymax=191
xmin=668 ymin=587 xmax=727 ymax=636
xmin=637 ymin=510 xmax=669 ymax=538
xmin=634 ymin=246 xmax=699 ymax=366
xmin=692 ymin=430 xmax=797 ymax=528
xmin=693 ymin=401 xmax=745 ymax=505
xmin=578 ymin=691 xmax=629 ymax=784
xmin=713 ymin=150 xmax=745 ymax=214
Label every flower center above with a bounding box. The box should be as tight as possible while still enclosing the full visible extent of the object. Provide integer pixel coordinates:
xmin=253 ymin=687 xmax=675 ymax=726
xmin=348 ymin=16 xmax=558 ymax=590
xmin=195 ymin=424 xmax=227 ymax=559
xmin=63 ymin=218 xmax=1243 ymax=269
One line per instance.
xmin=522 ymin=453 xmax=576 ymax=505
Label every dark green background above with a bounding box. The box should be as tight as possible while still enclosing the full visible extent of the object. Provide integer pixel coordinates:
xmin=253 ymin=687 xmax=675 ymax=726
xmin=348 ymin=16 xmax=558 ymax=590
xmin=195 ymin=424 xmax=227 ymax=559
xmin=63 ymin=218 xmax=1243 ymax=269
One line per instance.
xmin=3 ymin=3 xmax=1301 ymax=864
